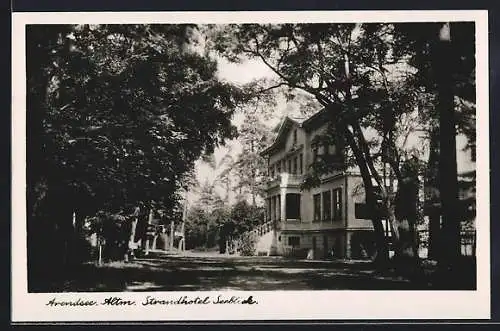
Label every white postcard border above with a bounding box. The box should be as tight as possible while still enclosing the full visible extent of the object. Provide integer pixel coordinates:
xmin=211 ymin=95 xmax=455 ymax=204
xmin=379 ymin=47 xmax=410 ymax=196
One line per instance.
xmin=11 ymin=10 xmax=490 ymax=322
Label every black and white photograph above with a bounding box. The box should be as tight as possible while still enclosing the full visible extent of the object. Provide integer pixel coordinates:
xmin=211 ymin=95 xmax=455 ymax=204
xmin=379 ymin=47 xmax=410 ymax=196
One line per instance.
xmin=12 ymin=10 xmax=489 ymax=322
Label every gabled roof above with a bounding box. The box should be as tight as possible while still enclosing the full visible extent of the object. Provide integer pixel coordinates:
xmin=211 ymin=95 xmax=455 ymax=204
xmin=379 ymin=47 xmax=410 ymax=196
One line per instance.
xmin=260 ymin=106 xmax=337 ymax=156
xmin=260 ymin=116 xmax=303 ymax=156
xmin=301 ymin=104 xmax=344 ymax=130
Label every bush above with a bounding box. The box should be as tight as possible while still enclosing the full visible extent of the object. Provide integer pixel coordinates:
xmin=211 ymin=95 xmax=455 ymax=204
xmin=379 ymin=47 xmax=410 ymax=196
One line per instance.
xmin=238 ymin=232 xmax=258 ymax=256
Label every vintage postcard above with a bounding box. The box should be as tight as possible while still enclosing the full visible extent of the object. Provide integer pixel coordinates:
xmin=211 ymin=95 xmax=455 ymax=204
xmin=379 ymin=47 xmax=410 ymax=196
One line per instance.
xmin=11 ymin=10 xmax=490 ymax=322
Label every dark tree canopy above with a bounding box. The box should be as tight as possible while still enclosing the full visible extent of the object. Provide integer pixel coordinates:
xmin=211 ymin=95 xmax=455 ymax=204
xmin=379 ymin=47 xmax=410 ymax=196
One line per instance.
xmin=209 ymin=22 xmax=476 ymax=268
xmin=27 ymin=24 xmax=242 ymax=218
xmin=26 ymin=24 xmax=244 ymax=274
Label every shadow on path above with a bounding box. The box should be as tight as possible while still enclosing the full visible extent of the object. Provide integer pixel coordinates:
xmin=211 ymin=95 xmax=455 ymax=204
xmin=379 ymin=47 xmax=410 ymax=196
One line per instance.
xmin=30 ymin=253 xmax=446 ymax=292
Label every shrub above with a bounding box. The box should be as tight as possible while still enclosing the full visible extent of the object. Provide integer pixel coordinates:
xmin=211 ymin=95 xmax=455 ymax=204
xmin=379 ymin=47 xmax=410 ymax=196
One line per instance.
xmin=238 ymin=232 xmax=258 ymax=256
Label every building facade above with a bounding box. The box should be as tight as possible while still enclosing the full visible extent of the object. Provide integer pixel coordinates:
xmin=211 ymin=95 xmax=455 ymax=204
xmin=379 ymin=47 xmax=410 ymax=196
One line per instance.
xmin=260 ymin=110 xmax=377 ymax=259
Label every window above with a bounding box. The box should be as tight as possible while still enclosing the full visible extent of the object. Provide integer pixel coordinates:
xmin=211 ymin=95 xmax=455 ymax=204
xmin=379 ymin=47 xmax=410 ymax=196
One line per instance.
xmin=293 ymin=129 xmax=298 ymax=145
xmin=271 ymin=196 xmax=276 ymax=220
xmin=275 ymin=196 xmax=280 ymax=221
xmin=324 ymin=142 xmax=330 ymax=155
xmin=293 ymin=157 xmax=298 ymax=174
xmin=288 ymin=236 xmax=300 ymax=247
xmin=318 ymin=145 xmax=325 ymax=156
xmin=286 ymin=193 xmax=301 ymax=220
xmin=313 ymin=194 xmax=321 ymax=221
xmin=275 ymin=195 xmax=281 ymax=220
xmin=276 ymin=161 xmax=281 ymax=174
xmin=299 ymin=153 xmax=303 ymax=174
xmin=355 ymin=203 xmax=369 ymax=219
xmin=270 ymin=165 xmax=275 ymax=178
xmin=333 ymin=188 xmax=343 ymax=221
xmin=322 ymin=191 xmax=332 ymax=221
xmin=288 ymin=159 xmax=292 ymax=173
xmin=329 ymin=144 xmax=337 ymax=155
xmin=267 ymin=198 xmax=272 ymax=221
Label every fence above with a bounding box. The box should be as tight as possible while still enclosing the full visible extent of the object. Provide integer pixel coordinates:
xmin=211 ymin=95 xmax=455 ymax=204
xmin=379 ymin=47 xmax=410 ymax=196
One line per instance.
xmin=417 ymin=229 xmax=476 ymax=257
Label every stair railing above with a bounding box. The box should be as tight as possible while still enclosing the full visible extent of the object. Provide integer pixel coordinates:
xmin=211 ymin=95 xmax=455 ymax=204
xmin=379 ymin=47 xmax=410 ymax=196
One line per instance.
xmin=233 ymin=219 xmax=274 ymax=254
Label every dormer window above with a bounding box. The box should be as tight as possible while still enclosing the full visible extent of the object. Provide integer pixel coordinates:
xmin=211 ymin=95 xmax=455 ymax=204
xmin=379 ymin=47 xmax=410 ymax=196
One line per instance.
xmin=313 ymin=147 xmax=319 ymax=162
xmin=322 ymin=143 xmax=337 ymax=157
xmin=318 ymin=145 xmax=325 ymax=155
xmin=329 ymin=144 xmax=337 ymax=155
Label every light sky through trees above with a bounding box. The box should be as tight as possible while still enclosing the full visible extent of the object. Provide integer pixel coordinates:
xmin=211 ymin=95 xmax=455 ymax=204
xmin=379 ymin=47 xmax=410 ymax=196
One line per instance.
xmin=191 ymin=46 xmax=474 ymax=207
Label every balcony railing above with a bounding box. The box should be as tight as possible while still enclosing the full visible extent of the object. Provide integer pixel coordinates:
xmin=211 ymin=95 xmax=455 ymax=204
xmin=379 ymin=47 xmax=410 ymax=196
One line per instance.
xmin=283 ymin=173 xmax=303 ymax=185
xmin=266 ymin=176 xmax=281 ymax=189
xmin=265 ymin=172 xmax=304 ymax=188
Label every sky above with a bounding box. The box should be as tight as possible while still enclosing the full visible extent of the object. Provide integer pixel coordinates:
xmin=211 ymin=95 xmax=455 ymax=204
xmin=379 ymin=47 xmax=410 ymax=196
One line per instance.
xmin=188 ymin=57 xmax=277 ymax=204
xmin=189 ymin=56 xmax=322 ymax=205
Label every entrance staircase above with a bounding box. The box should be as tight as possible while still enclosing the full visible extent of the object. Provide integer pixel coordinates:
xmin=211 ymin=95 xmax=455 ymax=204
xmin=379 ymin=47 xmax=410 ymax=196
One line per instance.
xmin=235 ymin=220 xmax=275 ymax=256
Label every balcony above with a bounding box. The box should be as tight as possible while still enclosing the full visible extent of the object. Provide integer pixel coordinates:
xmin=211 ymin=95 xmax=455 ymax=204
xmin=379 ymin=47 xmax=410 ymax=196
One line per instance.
xmin=266 ymin=176 xmax=281 ymax=189
xmin=265 ymin=172 xmax=304 ymax=189
xmin=282 ymin=173 xmax=303 ymax=186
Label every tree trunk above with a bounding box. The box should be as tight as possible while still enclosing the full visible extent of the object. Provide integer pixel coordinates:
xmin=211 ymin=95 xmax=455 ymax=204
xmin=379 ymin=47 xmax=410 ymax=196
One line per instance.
xmin=391 ymin=162 xmax=423 ymax=280
xmin=71 ymin=209 xmax=88 ymax=264
xmin=130 ymin=217 xmax=138 ymax=245
xmin=386 ymin=195 xmax=399 ymax=250
xmin=341 ymin=54 xmax=389 ymax=267
xmin=225 ymin=179 xmax=230 ymax=203
xmin=428 ymin=210 xmax=441 ymax=259
xmin=206 ymin=224 xmax=210 ymax=250
xmin=144 ymin=208 xmax=153 ymax=256
xmin=340 ymin=121 xmax=389 ymax=267
xmin=170 ymin=220 xmax=175 ymax=251
xmin=426 ymin=128 xmax=441 ymax=259
xmin=368 ymin=196 xmax=390 ymax=268
xmin=434 ymin=23 xmax=461 ymax=274
xmin=127 ymin=213 xmax=138 ymax=260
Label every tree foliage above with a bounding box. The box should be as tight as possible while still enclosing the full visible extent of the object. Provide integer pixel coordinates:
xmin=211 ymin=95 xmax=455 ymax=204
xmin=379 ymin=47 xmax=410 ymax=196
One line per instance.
xmin=27 ymin=24 xmax=243 ymax=270
xmin=185 ymin=194 xmax=264 ymax=252
xmin=28 ymin=24 xmax=241 ymax=216
xmin=210 ymin=22 xmax=475 ymax=269
xmin=231 ymin=113 xmax=274 ymax=205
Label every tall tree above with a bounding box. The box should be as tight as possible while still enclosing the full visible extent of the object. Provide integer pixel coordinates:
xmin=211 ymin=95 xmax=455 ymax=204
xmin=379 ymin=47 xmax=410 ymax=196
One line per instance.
xmin=185 ymin=179 xmax=229 ymax=249
xmin=393 ymin=22 xmax=476 ymax=264
xmin=211 ymin=23 xmax=475 ymax=273
xmin=26 ymin=24 xmax=242 ymax=274
xmin=232 ymin=112 xmax=273 ymax=205
xmin=211 ymin=23 xmax=422 ymax=268
xmin=434 ymin=23 xmax=461 ymax=266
